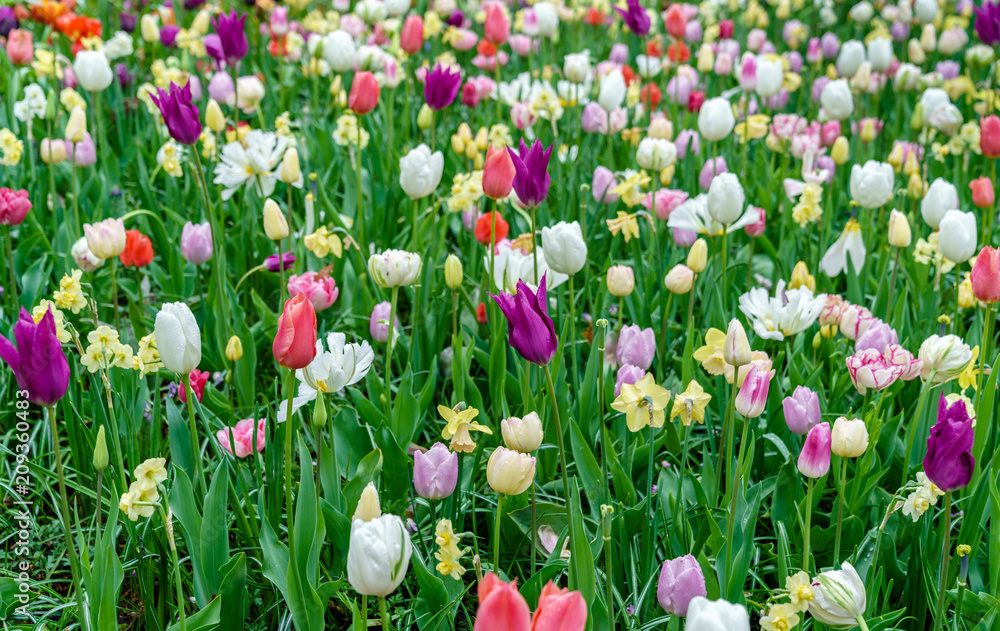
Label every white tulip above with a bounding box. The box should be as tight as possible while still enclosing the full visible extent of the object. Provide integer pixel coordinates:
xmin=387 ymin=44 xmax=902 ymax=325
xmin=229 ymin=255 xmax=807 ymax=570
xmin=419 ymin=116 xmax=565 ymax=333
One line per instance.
xmin=368 ymin=250 xmax=422 ymax=287
xmin=849 ymin=161 xmax=894 ymax=209
xmin=564 ymin=52 xmax=591 ymax=83
xmin=755 ymin=57 xmax=784 ymax=98
xmin=346 ymin=514 xmax=412 ymax=596
xmin=385 ymin=0 xmax=409 ymax=16
xmin=636 ymin=137 xmax=677 ymax=171
xmin=707 ymin=173 xmax=746 ymax=225
xmin=74 ymin=50 xmax=114 ymax=92
xmin=836 ymin=40 xmax=866 ymax=77
xmin=103 ymin=31 xmax=134 ymax=61
xmin=867 ymin=37 xmax=893 ymax=72
xmin=399 ymin=144 xmax=444 ymax=200
xmin=322 ymin=30 xmax=357 ymax=73
xmin=154 ymin=302 xmax=201 ymax=374
xmin=920 ymin=178 xmax=959 ymax=229
xmin=636 ymin=54 xmax=662 ymax=79
xmin=533 ymin=2 xmax=559 ymax=37
xmin=686 ymin=597 xmax=751 ymax=631
xmin=808 ymin=563 xmax=867 ymax=629
xmin=938 ymin=210 xmax=977 ymax=263
xmin=914 ymin=0 xmax=938 ymax=22
xmin=918 ymin=87 xmax=950 ymax=127
xmin=919 ymin=334 xmax=974 ymax=383
xmin=848 ymin=1 xmax=874 ymax=22
xmin=355 ymin=0 xmax=387 ymax=23
xmin=598 ymin=69 xmax=626 ymax=112
xmin=541 ymin=221 xmax=588 ymax=275
xmin=821 ymin=79 xmax=854 ymax=120
xmin=894 ymin=63 xmax=921 ymax=91
xmin=698 ymin=97 xmax=735 ymax=141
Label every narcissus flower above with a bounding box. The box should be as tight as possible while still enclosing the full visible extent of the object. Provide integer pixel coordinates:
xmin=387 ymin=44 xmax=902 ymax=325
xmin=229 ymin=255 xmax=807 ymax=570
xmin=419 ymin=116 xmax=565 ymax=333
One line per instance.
xmin=439 ymin=404 xmax=493 ymax=452
xmin=670 ymin=380 xmax=712 ymax=426
xmin=611 ymin=373 xmax=671 ymax=432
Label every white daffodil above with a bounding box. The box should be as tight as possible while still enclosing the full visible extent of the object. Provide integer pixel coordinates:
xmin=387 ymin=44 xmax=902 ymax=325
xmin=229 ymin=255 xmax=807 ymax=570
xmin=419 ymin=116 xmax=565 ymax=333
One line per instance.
xmin=820 ymin=218 xmax=867 ymax=277
xmin=738 ymin=280 xmax=828 ymax=341
xmin=277 ymin=332 xmax=374 ymax=420
xmin=667 ymin=194 xmax=762 ymax=236
xmin=213 ymin=130 xmax=290 ymax=201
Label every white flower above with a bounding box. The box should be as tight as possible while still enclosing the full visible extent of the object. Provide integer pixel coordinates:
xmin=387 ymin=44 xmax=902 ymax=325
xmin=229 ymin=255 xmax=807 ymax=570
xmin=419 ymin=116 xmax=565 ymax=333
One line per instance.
xmin=355 ymin=0 xmax=387 ymax=23
xmin=738 ymin=280 xmax=828 ymax=341
xmin=707 ymin=173 xmax=746 ymax=224
xmin=686 ymin=597 xmax=751 ymax=631
xmin=820 ymin=79 xmax=854 ymax=120
xmin=347 ymin=514 xmax=412 ymax=597
xmin=154 ymin=302 xmax=201 ymax=374
xmin=636 ymin=137 xmax=676 ymax=171
xmin=399 ymin=144 xmax=444 ymax=199
xmin=322 ymin=30 xmax=357 ymax=73
xmin=938 ymin=210 xmax=977 ymax=263
xmin=820 ymin=219 xmax=866 ymax=277
xmin=368 ymin=249 xmax=423 ymax=287
xmin=867 ymin=37 xmax=892 ymax=72
xmin=920 ymin=178 xmax=959 ymax=229
xmin=236 ymin=75 xmax=266 ymax=114
xmin=635 ymin=54 xmax=662 ymax=79
xmin=541 ymin=221 xmax=587 ymax=275
xmin=531 ymin=2 xmax=560 ymax=37
xmin=103 ymin=31 xmax=134 ymax=61
xmin=897 ymin=472 xmax=945 ymax=521
xmin=278 ymin=332 xmax=374 ymax=419
xmin=74 ymin=50 xmax=114 ymax=92
xmin=809 ymin=563 xmax=867 ymax=629
xmin=849 ymin=160 xmax=894 ymax=209
xmin=918 ymin=334 xmax=973 ymax=383
xmin=598 ymin=69 xmax=626 ymax=112
xmin=755 ymin=57 xmax=784 ymax=98
xmin=668 ymin=194 xmax=761 ymax=236
xmin=836 ymin=40 xmax=866 ymax=77
xmin=698 ymin=97 xmax=735 ymax=141
xmin=213 ymin=130 xmax=289 ymax=201
xmin=13 ymin=84 xmax=47 ymax=123
xmin=564 ymin=52 xmax=592 ymax=83
xmin=487 ymin=241 xmax=568 ymax=293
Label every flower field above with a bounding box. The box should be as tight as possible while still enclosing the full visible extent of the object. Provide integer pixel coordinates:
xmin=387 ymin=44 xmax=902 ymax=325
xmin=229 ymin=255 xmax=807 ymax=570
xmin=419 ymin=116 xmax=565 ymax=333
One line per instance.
xmin=1 ymin=0 xmax=1000 ymax=628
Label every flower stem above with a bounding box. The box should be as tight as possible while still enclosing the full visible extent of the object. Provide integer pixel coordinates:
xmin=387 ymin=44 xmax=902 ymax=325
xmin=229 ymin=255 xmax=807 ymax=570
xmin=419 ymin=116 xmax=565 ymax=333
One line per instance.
xmin=384 ymin=286 xmax=399 ymax=421
xmin=542 ymin=363 xmax=572 ymax=509
xmin=160 ymin=505 xmax=188 ymax=631
xmin=47 ymin=406 xmax=86 ymax=626
xmin=379 ymin=595 xmax=391 ymax=631
xmin=833 ymin=455 xmax=848 ymax=563
xmin=803 ymin=477 xmax=814 ymax=573
xmin=5 ymin=227 xmax=18 ymax=308
xmin=934 ymin=491 xmax=953 ymax=627
xmin=284 ymin=369 xmax=296 ymax=547
xmin=493 ymin=492 xmax=505 ymax=572
xmin=192 ymin=150 xmax=230 ymax=343
xmin=355 ymin=115 xmax=366 ymax=248
xmin=184 ymin=379 xmax=206 ymax=496
xmin=568 ymin=274 xmax=580 ymax=399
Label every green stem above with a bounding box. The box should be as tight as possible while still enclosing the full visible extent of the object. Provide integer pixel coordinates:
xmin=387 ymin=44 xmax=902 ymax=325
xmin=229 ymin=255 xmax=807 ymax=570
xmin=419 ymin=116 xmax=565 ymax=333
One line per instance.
xmin=284 ymin=369 xmax=296 ymax=547
xmin=803 ymin=477 xmax=814 ymax=573
xmin=160 ymin=505 xmax=188 ymax=631
xmin=493 ymin=492 xmax=504 ymax=571
xmin=721 ymin=229 xmax=729 ymax=315
xmin=379 ymin=595 xmax=391 ymax=631
xmin=191 ymin=151 xmax=230 ymax=343
xmin=602 ymin=505 xmax=615 ymax=628
xmin=183 ymin=379 xmax=205 ymax=496
xmin=385 ymin=286 xmax=399 ymax=421
xmin=568 ymin=275 xmax=580 ymax=400
xmin=356 ymin=116 xmax=366 ymax=248
xmin=833 ymin=455 xmax=848 ymax=563
xmin=934 ymin=492 xmax=953 ymax=627
xmin=48 ymin=406 xmax=87 ymax=629
xmin=542 ymin=364 xmax=572 ymax=509
xmin=110 ymin=259 xmax=120 ymax=332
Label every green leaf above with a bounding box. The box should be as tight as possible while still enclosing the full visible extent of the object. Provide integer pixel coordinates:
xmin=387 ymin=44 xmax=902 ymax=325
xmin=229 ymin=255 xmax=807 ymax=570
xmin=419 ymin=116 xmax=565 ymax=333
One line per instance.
xmin=201 ymin=460 xmax=231 ymax=596
xmin=169 ymin=465 xmax=212 ymax=607
xmin=567 ymin=478 xmax=596 ymax=626
xmin=217 ymin=554 xmax=248 ymax=631
xmin=569 ymin=420 xmax=604 ymax=511
xmin=165 ymin=595 xmax=221 ymax=631
xmin=411 ymin=552 xmax=452 ymax=630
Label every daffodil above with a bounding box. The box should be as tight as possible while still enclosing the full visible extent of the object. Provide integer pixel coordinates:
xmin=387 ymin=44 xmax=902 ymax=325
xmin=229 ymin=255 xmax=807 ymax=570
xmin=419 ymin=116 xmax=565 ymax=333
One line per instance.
xmin=958 ymin=347 xmax=981 ymax=391
xmin=439 ymin=404 xmax=493 ymax=452
xmin=606 ymin=211 xmax=641 ymax=242
xmin=670 ymin=380 xmax=713 ymax=426
xmin=610 ymin=170 xmax=650 ymax=207
xmin=611 ymin=374 xmax=670 ymax=432
xmin=693 ymin=328 xmax=727 ymax=375
xmin=785 ymin=571 xmax=815 ymax=611
xmin=134 ymin=457 xmax=168 ymax=492
xmin=733 ymin=114 xmax=771 ymax=144
xmin=760 ymin=602 xmax=800 ymax=631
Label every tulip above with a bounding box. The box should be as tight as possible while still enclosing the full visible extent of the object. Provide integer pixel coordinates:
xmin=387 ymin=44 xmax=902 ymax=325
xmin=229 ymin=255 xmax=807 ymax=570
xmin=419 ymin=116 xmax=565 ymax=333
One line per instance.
xmin=636 ymin=137 xmax=677 ymax=171
xmin=782 ymin=386 xmax=821 ymax=435
xmin=0 ymin=188 xmax=31 ymax=226
xmin=614 ymin=0 xmax=650 ymax=36
xmin=280 ymin=148 xmax=301 ymax=185
xmin=836 ymin=39 xmax=865 ymax=77
xmin=918 ymin=334 xmax=973 ymax=384
xmin=287 ymin=272 xmax=340 ymax=311
xmin=971 ymin=177 xmax=995 ymax=209
xmin=475 ymin=212 xmax=510 ymax=245
xmin=924 ymin=395 xmax=975 ymax=491
xmin=323 ymin=30 xmax=356 ymax=72
xmin=84 ymin=218 xmax=126 ymax=259
xmin=541 ymin=221 xmax=587 ymax=275
xmin=831 ymin=417 xmax=868 ymax=458
xmin=0 ymin=307 xmax=70 ymax=406
xmin=65 ymin=106 xmax=87 ymax=143
xmin=72 ymin=237 xmax=104 ymax=271
xmin=154 ymin=302 xmax=202 ymax=374
xmin=798 ymin=422 xmax=831 ymax=478
xmin=724 ymin=319 xmax=752 ymax=367
xmin=396 ymin=143 xmax=445 ymax=200
xmin=665 ymin=4 xmax=687 ymax=39
xmin=483 ymin=145 xmax=516 ymax=200
xmin=74 ymin=50 xmax=114 ymax=92
xmin=981 ymin=115 xmax=1000 ymax=158
xmin=698 ymin=97 xmax=735 ymax=141
xmin=598 ymin=70 xmax=626 ymax=112
xmin=262 ymin=198 xmax=289 ymax=240
xmin=849 ymin=161 xmax=894 ymax=209
xmin=854 ymin=318 xmax=898 ymax=354
xmin=809 ymin=563 xmax=867 ymax=628
xmin=347 ymin=514 xmax=412 ymax=596
xmin=707 ymin=173 xmax=746 ymax=224
xmin=685 ymin=597 xmax=751 ymax=631
xmin=425 ymin=64 xmax=463 ymax=111
xmin=615 ymin=325 xmax=655 ymax=371
xmin=887 ymin=209 xmax=911 ymax=247
xmin=756 ymin=57 xmax=783 ymax=98
xmin=119 ymin=230 xmax=154 ymax=268
xmin=501 ymin=412 xmax=543 ymax=453
xmin=657 ymin=555 xmax=707 ymax=616
xmin=531 ymin=582 xmax=588 ymax=630
xmin=507 ymin=139 xmax=553 ymax=208
xmin=487 ymin=446 xmax=536 ymax=495
xmin=820 ymin=79 xmax=854 ymax=120
xmin=474 ymin=573 xmax=531 ymax=631
xmin=181 ymin=222 xmax=213 ymax=265
xmin=564 ymin=52 xmax=591 ymax=83
xmin=400 ymin=15 xmax=424 ymax=54
xmin=413 ymin=442 xmax=459 ymax=500
xmin=607 ymin=265 xmax=635 ymax=297
xmin=208 ymin=11 xmax=249 ymax=65
xmin=225 ymin=335 xmax=243 ymax=362
xmin=368 ymin=249 xmax=422 ymax=287
xmin=687 ymin=239 xmax=708 ymax=273
xmin=369 ymin=301 xmax=398 ymax=343
xmin=348 ymin=71 xmax=380 ymax=115
xmin=5 ymin=29 xmax=32 ymax=65
xmin=664 ymin=264 xmax=695 ymax=294
xmin=217 ymin=418 xmax=266 ymax=458
xmin=972 ymin=246 xmax=1000 ymax=303
xmin=445 ymin=255 xmax=463 ymax=290
xmin=150 ymin=82 xmax=201 ymax=145
xmin=735 ymin=364 xmax=771 ymax=417
xmin=273 ymin=293 xmax=318 ymax=370
xmin=491 ymin=275 xmax=558 ymax=365
xmin=920 ymin=178 xmax=959 ymax=229
xmin=592 ymin=166 xmax=619 ymax=203
xmin=484 ymin=5 xmax=510 ymax=45
xmin=938 ymin=210 xmax=977 ymax=263
xmin=41 ymin=139 xmax=68 ymax=165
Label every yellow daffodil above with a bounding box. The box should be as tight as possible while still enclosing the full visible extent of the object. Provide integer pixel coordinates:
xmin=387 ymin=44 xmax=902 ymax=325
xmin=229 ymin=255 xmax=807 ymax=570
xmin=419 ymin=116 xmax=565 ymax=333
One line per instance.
xmin=692 ymin=328 xmax=727 ymax=375
xmin=611 ymin=374 xmax=670 ymax=432
xmin=606 ymin=211 xmax=641 ymax=242
xmin=733 ymin=114 xmax=771 ymax=144
xmin=439 ymin=404 xmax=493 ymax=452
xmin=958 ymin=346 xmax=981 ymax=391
xmin=670 ymin=380 xmax=713 ymax=426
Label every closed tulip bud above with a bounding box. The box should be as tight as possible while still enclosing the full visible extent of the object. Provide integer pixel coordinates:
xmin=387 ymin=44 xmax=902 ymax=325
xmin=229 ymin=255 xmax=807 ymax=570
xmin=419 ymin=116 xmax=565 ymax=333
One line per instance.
xmin=348 ymin=70 xmax=380 ymax=115
xmin=687 ymin=239 xmax=708 ymax=272
xmin=400 ymin=144 xmax=445 ymax=200
xmin=312 ymin=392 xmax=328 ymax=428
xmin=607 ymin=265 xmax=635 ymax=297
xmin=45 ymin=89 xmax=58 ymax=120
xmin=980 ymin=115 xmax=1000 ymax=158
xmin=971 ymin=246 xmax=1000 ymax=303
xmin=354 ymin=482 xmax=382 ymax=521
xmin=809 ymin=563 xmax=867 ymax=628
xmin=789 ymin=261 xmax=816 ymax=291
xmin=84 ymin=217 xmax=127 ymax=259
xmin=657 ymin=554 xmax=707 ymax=617
xmin=541 ymin=221 xmax=587 ymax=275
xmin=938 ymin=210 xmax=977 ymax=263
xmin=272 ymin=293 xmax=318 ymax=369
xmin=501 ymin=412 xmax=543 ymax=452
xmin=154 ymin=302 xmax=202 ymax=374
xmin=648 ymin=117 xmax=673 ymax=140
xmin=887 ymin=209 xmax=911 ymax=247
xmin=797 ymin=421 xmax=832 ymax=478
xmin=262 ymin=198 xmax=289 ymax=240
xmin=970 ymin=177 xmax=995 ymax=209
xmin=724 ymin=319 xmax=752 ymax=367
xmin=686 ymin=597 xmax=751 ymax=631
xmin=910 ymin=103 xmax=924 ymax=130
xmin=347 ymin=514 xmax=412 ymax=596
xmin=907 ymin=173 xmax=926 ymax=200
xmin=486 ymin=446 xmax=536 ymax=495
xmin=93 ymin=425 xmax=109 ymax=472
xmin=664 ymin=264 xmax=695 ymax=294
xmin=74 ymin=49 xmax=114 ymax=92
xmin=368 ymin=249 xmax=422 ymax=287
xmin=830 ymin=417 xmax=868 ymax=457
xmin=482 ymin=145 xmax=516 ymax=200
xmin=225 ymin=335 xmax=243 ymax=361
xmin=782 ymin=385 xmax=821 ymax=434
xmin=141 ymin=14 xmax=160 ymax=43
xmin=707 ymin=173 xmax=745 ymax=224
xmin=445 ymin=254 xmax=463 ymax=290
xmin=907 ymin=38 xmax=925 ymax=63
xmin=205 ymin=99 xmax=226 ymax=132
xmin=65 ymin=106 xmax=87 ymax=143
xmin=41 ymin=138 xmax=68 ymax=164
xmin=830 ymin=136 xmax=849 ymax=165
xmin=280 ymin=148 xmax=300 ymax=185
xmin=735 ymin=364 xmax=771 ymax=417
xmin=413 ymin=442 xmax=459 ymax=500
xmin=417 ymin=104 xmax=434 ymax=129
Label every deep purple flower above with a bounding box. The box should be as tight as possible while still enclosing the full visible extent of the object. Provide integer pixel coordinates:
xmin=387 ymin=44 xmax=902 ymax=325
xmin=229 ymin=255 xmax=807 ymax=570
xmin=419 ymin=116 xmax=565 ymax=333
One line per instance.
xmin=446 ymin=9 xmax=464 ymax=27
xmin=491 ymin=274 xmax=558 ymax=365
xmin=0 ymin=307 xmax=70 ymax=407
xmin=150 ymin=82 xmax=201 ymax=145
xmin=0 ymin=6 xmax=18 ymax=37
xmin=119 ymin=12 xmax=137 ymax=32
xmin=975 ymin=2 xmax=1000 ymax=45
xmin=614 ymin=0 xmax=650 ymax=36
xmin=209 ymin=11 xmax=249 ymax=65
xmin=924 ymin=395 xmax=975 ymax=492
xmin=507 ymin=139 xmax=552 ymax=208
xmin=115 ymin=63 xmax=134 ymax=88
xmin=160 ymin=24 xmax=179 ymax=47
xmin=265 ymin=252 xmax=296 ymax=272
xmin=424 ymin=64 xmax=462 ymax=111
xmin=184 ymin=0 xmax=206 ymax=10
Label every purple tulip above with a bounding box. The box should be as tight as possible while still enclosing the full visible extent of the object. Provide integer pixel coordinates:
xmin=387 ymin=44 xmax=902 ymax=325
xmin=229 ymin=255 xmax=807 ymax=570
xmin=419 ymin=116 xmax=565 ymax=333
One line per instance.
xmin=975 ymin=1 xmax=1000 ymax=45
xmin=181 ymin=221 xmax=213 ymax=265
xmin=507 ymin=139 xmax=553 ymax=208
xmin=924 ymin=395 xmax=975 ymax=492
xmin=160 ymin=24 xmax=180 ymax=47
xmin=614 ymin=0 xmax=650 ymax=36
xmin=70 ymin=133 xmax=97 ymax=167
xmin=657 ymin=555 xmax=707 ymax=616
xmin=581 ymin=102 xmax=609 ymax=134
xmin=675 ymin=129 xmax=700 ymax=159
xmin=208 ymin=71 xmax=235 ymax=104
xmin=445 ymin=9 xmax=464 ymax=26
xmin=592 ymin=166 xmax=619 ymax=203
xmin=369 ymin=301 xmax=399 ymax=343
xmin=264 ymin=252 xmax=296 ymax=271
xmin=119 ymin=12 xmax=138 ymax=32
xmin=672 ymin=227 xmax=698 ymax=247
xmin=413 ymin=442 xmax=459 ymax=500
xmin=616 ymin=325 xmax=655 ymax=371
xmin=783 ymin=386 xmax=821 ymax=435
xmin=820 ymin=32 xmax=840 ymax=59
xmin=699 ymin=156 xmax=727 ymax=191
xmin=0 ymin=6 xmax=19 ymax=38
xmin=615 ymin=363 xmax=646 ymax=397
xmin=115 ymin=62 xmax=133 ymax=88
xmin=491 ymin=274 xmax=558 ymax=366
xmin=854 ymin=318 xmax=898 ymax=354
xmin=890 ymin=21 xmax=910 ymax=41
xmin=0 ymin=307 xmax=70 ymax=407
xmin=209 ymin=11 xmax=249 ymax=65
xmin=150 ymin=81 xmax=202 ymax=146
xmin=797 ymin=422 xmax=831 ymax=478
xmin=424 ymin=64 xmax=463 ymax=111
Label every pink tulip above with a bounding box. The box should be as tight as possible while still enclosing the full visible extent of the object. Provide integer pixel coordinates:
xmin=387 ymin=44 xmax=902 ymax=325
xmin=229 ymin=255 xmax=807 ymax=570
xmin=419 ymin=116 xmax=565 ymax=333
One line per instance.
xmin=217 ymin=418 xmax=266 ymax=457
xmin=798 ymin=422 xmax=831 ymax=478
xmin=530 ymin=581 xmax=587 ymax=631
xmin=287 ymin=271 xmax=340 ymax=311
xmin=474 ymin=573 xmax=531 ymax=631
xmin=644 ymin=189 xmax=688 ymax=220
xmin=735 ymin=363 xmax=771 ymax=417
xmin=0 ymin=188 xmax=32 ymax=226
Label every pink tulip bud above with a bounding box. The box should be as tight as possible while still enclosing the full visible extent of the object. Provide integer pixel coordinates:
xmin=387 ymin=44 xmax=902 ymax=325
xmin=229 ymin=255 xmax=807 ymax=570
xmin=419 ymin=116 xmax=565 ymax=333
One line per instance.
xmin=797 ymin=422 xmax=832 ymax=478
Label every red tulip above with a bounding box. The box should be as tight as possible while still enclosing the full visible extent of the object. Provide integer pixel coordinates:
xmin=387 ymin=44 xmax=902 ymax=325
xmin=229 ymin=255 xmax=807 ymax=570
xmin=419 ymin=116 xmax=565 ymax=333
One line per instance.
xmin=400 ymin=15 xmax=424 ymax=54
xmin=530 ymin=582 xmax=587 ymax=631
xmin=640 ymin=83 xmax=661 ymax=109
xmin=719 ymin=19 xmax=734 ymax=39
xmin=483 ymin=145 xmax=516 ymax=199
xmin=484 ymin=5 xmax=510 ymax=46
xmin=687 ymin=90 xmax=705 ymax=112
xmin=475 ymin=211 xmax=509 ymax=245
xmin=476 ymin=302 xmax=487 ymax=323
xmin=970 ymin=176 xmax=995 ymax=209
xmin=664 ymin=4 xmax=687 ymax=39
xmin=972 ymin=246 xmax=1000 ymax=303
xmin=5 ymin=29 xmax=33 ymax=66
xmin=119 ymin=229 xmax=154 ymax=268
xmin=981 ymin=115 xmax=1000 ymax=158
xmin=348 ymin=71 xmax=380 ymax=115
xmin=462 ymin=82 xmax=481 ymax=107
xmin=273 ymin=293 xmax=317 ymax=369
xmin=666 ymin=40 xmax=690 ymax=63
xmin=474 ymin=573 xmax=530 ymax=631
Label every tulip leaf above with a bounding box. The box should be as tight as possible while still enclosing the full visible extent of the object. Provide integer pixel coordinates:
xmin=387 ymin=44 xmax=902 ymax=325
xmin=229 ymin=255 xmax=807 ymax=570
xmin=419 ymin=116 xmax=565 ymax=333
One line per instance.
xmin=973 ymin=352 xmax=1000 ymax=475
xmin=166 ymin=399 xmax=195 ymax=485
xmin=217 ymin=553 xmax=247 ymax=631
xmin=373 ymin=424 xmax=411 ymax=514
xmin=169 ymin=464 xmax=212 ymax=607
xmin=569 ymin=419 xmax=604 ymax=511
xmin=201 ymin=459 xmax=231 ymax=597
xmin=344 ymin=449 xmax=384 ymax=519
xmin=411 ymin=551 xmax=452 ymax=630
xmin=567 ymin=478 xmax=597 ymax=622
xmin=165 ymin=594 xmax=221 ymax=631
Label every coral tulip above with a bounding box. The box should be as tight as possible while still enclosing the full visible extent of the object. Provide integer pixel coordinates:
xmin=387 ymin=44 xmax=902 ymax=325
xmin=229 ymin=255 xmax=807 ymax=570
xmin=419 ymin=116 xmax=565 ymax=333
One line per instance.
xmin=972 ymin=246 xmax=1000 ymax=303
xmin=273 ymin=293 xmax=318 ymax=369
xmin=531 ymin=582 xmax=588 ymax=630
xmin=348 ymin=71 xmax=380 ymax=115
xmin=119 ymin=229 xmax=154 ymax=268
xmin=474 ymin=573 xmax=531 ymax=631
xmin=970 ymin=176 xmax=995 ymax=209
xmin=483 ymin=145 xmax=517 ymax=199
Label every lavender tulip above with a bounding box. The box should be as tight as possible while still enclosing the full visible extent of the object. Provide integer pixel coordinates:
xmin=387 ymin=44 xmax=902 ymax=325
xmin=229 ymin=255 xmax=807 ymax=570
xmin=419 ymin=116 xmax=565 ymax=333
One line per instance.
xmin=181 ymin=221 xmax=213 ymax=265
xmin=854 ymin=318 xmax=898 ymax=354
xmin=208 ymin=11 xmax=249 ymax=65
xmin=491 ymin=274 xmax=558 ymax=365
xmin=0 ymin=307 xmax=70 ymax=407
xmin=616 ymin=325 xmax=655 ymax=370
xmin=150 ymin=81 xmax=201 ymax=145
xmin=615 ymin=363 xmax=646 ymax=397
xmin=507 ymin=139 xmax=553 ymax=208
xmin=424 ymin=64 xmax=463 ymax=111
xmin=657 ymin=555 xmax=707 ymax=616
xmin=413 ymin=442 xmax=459 ymax=500
xmin=782 ymin=386 xmax=821 ymax=435
xmin=798 ymin=422 xmax=831 ymax=478
xmin=614 ymin=0 xmax=650 ymax=36
xmin=923 ymin=395 xmax=974 ymax=491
